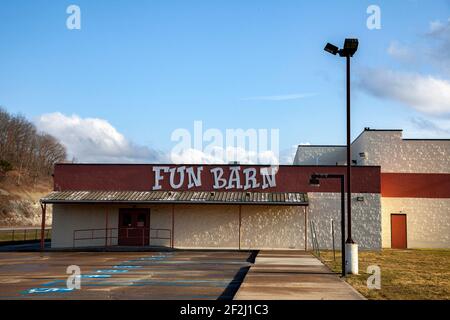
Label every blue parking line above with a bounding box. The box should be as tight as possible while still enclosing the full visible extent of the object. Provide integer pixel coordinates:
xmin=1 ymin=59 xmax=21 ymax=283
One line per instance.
xmin=21 ymin=253 xmax=172 ymax=295
xmin=96 ymin=269 xmax=129 ymax=273
xmin=19 ymin=252 xmax=244 ymax=297
xmin=22 ymin=288 xmax=75 ymax=294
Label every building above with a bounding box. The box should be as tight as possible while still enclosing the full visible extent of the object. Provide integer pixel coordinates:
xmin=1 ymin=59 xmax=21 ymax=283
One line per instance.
xmin=41 ymin=164 xmax=381 ymax=250
xmin=294 ymin=128 xmax=450 ymax=249
xmin=40 ymin=128 xmax=449 ymax=251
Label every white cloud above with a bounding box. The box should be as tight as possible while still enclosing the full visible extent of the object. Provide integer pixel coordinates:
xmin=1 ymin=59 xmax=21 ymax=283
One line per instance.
xmin=241 ymin=93 xmax=317 ymax=101
xmin=170 ymin=146 xmax=281 ymax=165
xmin=358 ymin=68 xmax=450 ymax=115
xmin=425 ymin=18 xmax=450 ymax=75
xmin=387 ymin=41 xmax=416 ymax=63
xmin=387 ymin=18 xmax=450 ymax=74
xmin=35 ymin=112 xmax=288 ymax=165
xmin=366 ymin=17 xmax=450 ymax=117
xmin=279 ymin=145 xmax=299 ymax=165
xmin=427 ymin=18 xmax=449 ymax=35
xmin=408 ymin=116 xmax=450 ymax=138
xmin=35 ymin=113 xmax=166 ymax=163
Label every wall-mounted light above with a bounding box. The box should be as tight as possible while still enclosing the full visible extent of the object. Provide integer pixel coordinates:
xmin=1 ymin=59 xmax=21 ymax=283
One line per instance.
xmin=309 ymin=175 xmax=321 ymax=187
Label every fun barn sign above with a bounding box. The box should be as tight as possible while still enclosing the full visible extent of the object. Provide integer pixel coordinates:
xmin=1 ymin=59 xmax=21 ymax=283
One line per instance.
xmin=52 ymin=164 xmax=381 ymax=193
xmin=152 ymin=166 xmax=276 ymax=191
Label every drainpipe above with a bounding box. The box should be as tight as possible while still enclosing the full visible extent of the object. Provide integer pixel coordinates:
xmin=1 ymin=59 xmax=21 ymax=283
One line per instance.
xmin=40 ymin=201 xmax=46 ymax=251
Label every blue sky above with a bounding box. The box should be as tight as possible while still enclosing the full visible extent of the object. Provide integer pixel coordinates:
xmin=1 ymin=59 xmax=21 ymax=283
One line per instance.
xmin=1 ymin=0 xmax=449 ymax=163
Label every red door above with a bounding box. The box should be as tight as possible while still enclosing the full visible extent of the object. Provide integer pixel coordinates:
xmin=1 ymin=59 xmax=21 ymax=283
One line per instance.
xmin=118 ymin=209 xmax=150 ymax=246
xmin=391 ymin=214 xmax=407 ymax=249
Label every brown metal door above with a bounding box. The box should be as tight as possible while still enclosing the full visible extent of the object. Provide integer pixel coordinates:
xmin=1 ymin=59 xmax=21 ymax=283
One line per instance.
xmin=391 ymin=214 xmax=407 ymax=249
xmin=118 ymin=209 xmax=150 ymax=246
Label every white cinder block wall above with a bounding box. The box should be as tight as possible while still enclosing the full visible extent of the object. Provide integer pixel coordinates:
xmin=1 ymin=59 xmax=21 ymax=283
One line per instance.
xmin=308 ymin=193 xmax=381 ymax=250
xmin=52 ymin=204 xmax=309 ymax=250
xmin=294 ymin=130 xmax=450 ymax=173
xmin=52 ymin=204 xmax=119 ymax=248
xmin=350 ymin=130 xmax=450 ymax=173
xmin=381 ymin=198 xmax=450 ymax=248
xmin=353 ymin=130 xmax=450 ymax=248
xmin=240 ymin=205 xmax=307 ymax=250
xmin=294 ymin=129 xmax=450 ymax=249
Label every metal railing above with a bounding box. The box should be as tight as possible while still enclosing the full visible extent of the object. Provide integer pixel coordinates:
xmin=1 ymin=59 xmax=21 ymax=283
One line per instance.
xmin=310 ymin=221 xmax=320 ymax=257
xmin=73 ymin=227 xmax=172 ymax=248
xmin=0 ymin=228 xmax=51 ymax=242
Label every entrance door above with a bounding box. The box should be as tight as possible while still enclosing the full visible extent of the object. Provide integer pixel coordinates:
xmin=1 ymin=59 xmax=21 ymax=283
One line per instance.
xmin=118 ymin=209 xmax=150 ymax=246
xmin=391 ymin=214 xmax=407 ymax=249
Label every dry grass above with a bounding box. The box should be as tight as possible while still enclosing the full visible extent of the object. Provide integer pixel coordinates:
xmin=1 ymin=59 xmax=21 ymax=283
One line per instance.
xmin=0 ymin=172 xmax=52 ymax=227
xmin=320 ymin=249 xmax=450 ymax=300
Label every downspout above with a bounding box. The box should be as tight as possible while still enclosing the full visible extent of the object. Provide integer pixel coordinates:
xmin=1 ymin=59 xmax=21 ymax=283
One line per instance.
xmin=238 ymin=205 xmax=242 ymax=250
xmin=304 ymin=206 xmax=308 ymax=251
xmin=105 ymin=207 xmax=109 ymax=247
xmin=40 ymin=201 xmax=46 ymax=251
xmin=171 ymin=204 xmax=175 ymax=248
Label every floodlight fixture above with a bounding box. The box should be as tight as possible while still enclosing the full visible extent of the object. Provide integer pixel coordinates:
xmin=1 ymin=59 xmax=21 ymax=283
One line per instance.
xmin=342 ymin=38 xmax=359 ymax=57
xmin=324 ymin=39 xmax=359 ymax=57
xmin=324 ymin=43 xmax=339 ymax=55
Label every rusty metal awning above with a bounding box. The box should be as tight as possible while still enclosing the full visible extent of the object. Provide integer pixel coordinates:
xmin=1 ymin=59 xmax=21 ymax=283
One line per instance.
xmin=41 ymin=191 xmax=308 ymax=206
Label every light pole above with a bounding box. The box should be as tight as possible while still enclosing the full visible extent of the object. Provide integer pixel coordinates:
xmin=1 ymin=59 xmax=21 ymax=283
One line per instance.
xmin=324 ymin=38 xmax=359 ymax=274
xmin=309 ymin=173 xmax=346 ymax=277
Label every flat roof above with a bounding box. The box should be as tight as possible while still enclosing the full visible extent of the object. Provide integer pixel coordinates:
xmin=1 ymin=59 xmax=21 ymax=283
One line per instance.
xmin=41 ymin=190 xmax=309 ymax=206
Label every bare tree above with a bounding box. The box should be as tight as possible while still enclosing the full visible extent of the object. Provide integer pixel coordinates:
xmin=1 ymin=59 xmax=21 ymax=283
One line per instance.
xmin=0 ymin=107 xmax=67 ymax=181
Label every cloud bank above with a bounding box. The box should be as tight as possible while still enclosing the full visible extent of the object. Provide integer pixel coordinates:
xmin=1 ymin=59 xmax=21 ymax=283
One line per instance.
xmin=358 ymin=68 xmax=450 ymax=115
xmin=35 ymin=113 xmax=167 ymax=163
xmin=359 ymin=17 xmax=450 ymax=118
xmin=36 ymin=113 xmax=289 ymax=165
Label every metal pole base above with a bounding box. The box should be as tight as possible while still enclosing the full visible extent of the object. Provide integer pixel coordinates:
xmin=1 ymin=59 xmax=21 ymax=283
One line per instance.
xmin=345 ymin=243 xmax=359 ymax=274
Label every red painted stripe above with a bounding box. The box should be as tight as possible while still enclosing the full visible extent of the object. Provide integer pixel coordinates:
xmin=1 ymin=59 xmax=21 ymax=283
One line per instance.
xmin=381 ymin=173 xmax=450 ymax=198
xmin=53 ymin=164 xmax=381 ymax=194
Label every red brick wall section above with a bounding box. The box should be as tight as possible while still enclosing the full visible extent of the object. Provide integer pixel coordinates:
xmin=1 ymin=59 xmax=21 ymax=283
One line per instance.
xmin=53 ymin=164 xmax=381 ymax=194
xmin=381 ymin=173 xmax=450 ymax=198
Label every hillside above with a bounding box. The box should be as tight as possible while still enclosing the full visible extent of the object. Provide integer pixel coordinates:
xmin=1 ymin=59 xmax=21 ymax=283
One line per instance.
xmin=0 ymin=170 xmax=53 ymax=227
xmin=0 ymin=107 xmax=66 ymax=227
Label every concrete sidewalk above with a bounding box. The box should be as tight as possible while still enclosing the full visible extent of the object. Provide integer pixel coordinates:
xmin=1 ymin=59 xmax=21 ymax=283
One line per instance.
xmin=234 ymin=251 xmax=365 ymax=300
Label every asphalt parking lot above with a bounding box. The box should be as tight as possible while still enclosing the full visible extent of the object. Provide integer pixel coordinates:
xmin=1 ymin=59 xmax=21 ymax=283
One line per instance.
xmin=0 ymin=251 xmax=254 ymax=300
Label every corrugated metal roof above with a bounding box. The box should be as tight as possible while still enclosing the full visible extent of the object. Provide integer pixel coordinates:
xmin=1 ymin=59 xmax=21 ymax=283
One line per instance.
xmin=41 ymin=190 xmax=308 ymax=206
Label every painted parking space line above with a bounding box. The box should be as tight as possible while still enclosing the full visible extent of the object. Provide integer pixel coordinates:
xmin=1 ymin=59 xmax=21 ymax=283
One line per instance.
xmin=96 ymin=269 xmax=129 ymax=273
xmin=22 ymin=288 xmax=75 ymax=294
xmin=20 ymin=253 xmax=174 ymax=296
xmin=17 ymin=251 xmax=249 ymax=299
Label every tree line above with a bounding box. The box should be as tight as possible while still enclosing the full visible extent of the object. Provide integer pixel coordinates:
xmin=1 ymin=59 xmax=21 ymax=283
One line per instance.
xmin=0 ymin=107 xmax=67 ymax=180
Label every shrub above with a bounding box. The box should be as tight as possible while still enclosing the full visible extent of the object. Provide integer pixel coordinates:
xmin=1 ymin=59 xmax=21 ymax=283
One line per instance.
xmin=0 ymin=160 xmax=13 ymax=172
